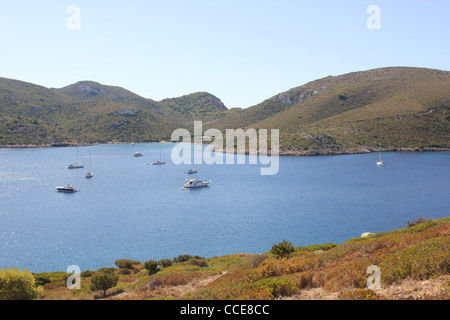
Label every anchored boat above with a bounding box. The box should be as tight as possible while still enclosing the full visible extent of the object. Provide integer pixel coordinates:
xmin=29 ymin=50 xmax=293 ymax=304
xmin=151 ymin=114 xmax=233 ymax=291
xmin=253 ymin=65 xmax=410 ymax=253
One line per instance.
xmin=183 ymin=178 xmax=211 ymax=189
xmin=55 ymin=185 xmax=78 ymax=193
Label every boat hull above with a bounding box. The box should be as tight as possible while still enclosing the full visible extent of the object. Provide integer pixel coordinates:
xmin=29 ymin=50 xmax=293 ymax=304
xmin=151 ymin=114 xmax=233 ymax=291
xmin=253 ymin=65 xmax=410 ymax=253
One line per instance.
xmin=183 ymin=179 xmax=211 ymax=188
xmin=67 ymin=165 xmax=84 ymax=169
xmin=56 ymin=187 xmax=78 ymax=193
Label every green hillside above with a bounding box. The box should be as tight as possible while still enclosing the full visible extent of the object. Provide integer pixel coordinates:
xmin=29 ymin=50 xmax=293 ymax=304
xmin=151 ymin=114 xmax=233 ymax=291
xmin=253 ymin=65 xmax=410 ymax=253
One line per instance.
xmin=213 ymin=67 xmax=450 ymax=152
xmin=160 ymin=92 xmax=228 ymax=122
xmin=1 ymin=67 xmax=449 ymax=150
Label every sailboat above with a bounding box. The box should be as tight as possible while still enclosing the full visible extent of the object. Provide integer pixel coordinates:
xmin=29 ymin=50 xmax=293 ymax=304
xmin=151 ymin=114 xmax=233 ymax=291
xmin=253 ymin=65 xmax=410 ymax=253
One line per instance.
xmin=85 ymin=149 xmax=93 ymax=178
xmin=376 ymin=143 xmax=385 ymax=167
xmin=152 ymin=144 xmax=165 ymax=165
xmin=67 ymin=147 xmax=84 ymax=169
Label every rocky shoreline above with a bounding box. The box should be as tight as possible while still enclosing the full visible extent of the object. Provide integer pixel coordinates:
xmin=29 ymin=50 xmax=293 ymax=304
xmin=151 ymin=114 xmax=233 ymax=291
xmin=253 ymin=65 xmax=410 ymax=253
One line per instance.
xmin=1 ymin=142 xmax=449 ymax=156
xmin=278 ymin=146 xmax=450 ymax=156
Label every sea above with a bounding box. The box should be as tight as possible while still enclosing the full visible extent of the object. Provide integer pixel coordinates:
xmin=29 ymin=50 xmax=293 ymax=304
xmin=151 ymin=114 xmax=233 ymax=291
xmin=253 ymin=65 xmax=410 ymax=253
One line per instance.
xmin=0 ymin=143 xmax=449 ymax=273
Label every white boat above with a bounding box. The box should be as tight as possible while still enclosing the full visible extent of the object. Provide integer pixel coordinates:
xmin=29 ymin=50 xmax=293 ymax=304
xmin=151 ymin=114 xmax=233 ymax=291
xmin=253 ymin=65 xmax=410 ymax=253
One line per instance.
xmin=376 ymin=143 xmax=385 ymax=167
xmin=377 ymin=160 xmax=385 ymax=167
xmin=185 ymin=165 xmax=197 ymax=174
xmin=56 ymin=185 xmax=78 ymax=193
xmin=152 ymin=144 xmax=165 ymax=165
xmin=67 ymin=147 xmax=84 ymax=169
xmin=183 ymin=178 xmax=211 ymax=188
xmin=85 ymin=149 xmax=93 ymax=178
xmin=134 ymin=152 xmax=143 ymax=157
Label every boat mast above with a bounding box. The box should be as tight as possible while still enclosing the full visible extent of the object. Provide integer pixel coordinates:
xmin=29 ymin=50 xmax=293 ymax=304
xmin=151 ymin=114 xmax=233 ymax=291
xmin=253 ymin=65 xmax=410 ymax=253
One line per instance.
xmin=378 ymin=143 xmax=381 ymax=161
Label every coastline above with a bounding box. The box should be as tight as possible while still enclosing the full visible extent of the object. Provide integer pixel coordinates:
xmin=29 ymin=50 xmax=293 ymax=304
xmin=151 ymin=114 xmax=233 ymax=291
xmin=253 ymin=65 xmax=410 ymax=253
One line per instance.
xmin=0 ymin=142 xmax=449 ymax=156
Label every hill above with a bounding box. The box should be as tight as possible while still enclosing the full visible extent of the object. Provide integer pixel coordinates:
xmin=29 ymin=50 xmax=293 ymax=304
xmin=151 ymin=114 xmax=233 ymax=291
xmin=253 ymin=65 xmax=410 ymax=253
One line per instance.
xmin=207 ymin=67 xmax=450 ymax=152
xmin=0 ymin=78 xmax=226 ymax=145
xmin=27 ymin=216 xmax=450 ymax=300
xmin=1 ymin=67 xmax=449 ymax=151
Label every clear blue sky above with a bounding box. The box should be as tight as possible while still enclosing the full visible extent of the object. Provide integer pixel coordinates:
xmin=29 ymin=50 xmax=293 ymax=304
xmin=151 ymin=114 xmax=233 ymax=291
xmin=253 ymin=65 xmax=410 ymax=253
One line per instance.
xmin=0 ymin=0 xmax=449 ymax=108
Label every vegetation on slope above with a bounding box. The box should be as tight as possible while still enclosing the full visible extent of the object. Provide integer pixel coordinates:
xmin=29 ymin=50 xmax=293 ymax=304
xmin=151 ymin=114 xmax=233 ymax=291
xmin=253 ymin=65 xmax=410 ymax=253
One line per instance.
xmin=214 ymin=67 xmax=450 ymax=151
xmin=3 ymin=217 xmax=447 ymax=300
xmin=1 ymin=67 xmax=449 ymax=151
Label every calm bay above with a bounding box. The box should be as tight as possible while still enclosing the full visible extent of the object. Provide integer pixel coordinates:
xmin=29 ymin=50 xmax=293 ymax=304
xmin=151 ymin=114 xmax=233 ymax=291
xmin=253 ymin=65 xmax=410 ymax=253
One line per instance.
xmin=0 ymin=143 xmax=449 ymax=273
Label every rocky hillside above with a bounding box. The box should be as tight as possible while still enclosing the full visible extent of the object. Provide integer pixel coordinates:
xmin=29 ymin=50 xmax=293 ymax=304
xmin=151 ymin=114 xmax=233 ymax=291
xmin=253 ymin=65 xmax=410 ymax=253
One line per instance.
xmin=0 ymin=78 xmax=227 ymax=145
xmin=206 ymin=67 xmax=450 ymax=152
xmin=1 ymin=67 xmax=449 ymax=151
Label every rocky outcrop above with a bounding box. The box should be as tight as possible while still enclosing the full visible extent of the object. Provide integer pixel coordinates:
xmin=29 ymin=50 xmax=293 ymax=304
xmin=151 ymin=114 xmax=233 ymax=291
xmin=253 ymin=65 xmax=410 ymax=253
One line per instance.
xmin=361 ymin=232 xmax=375 ymax=238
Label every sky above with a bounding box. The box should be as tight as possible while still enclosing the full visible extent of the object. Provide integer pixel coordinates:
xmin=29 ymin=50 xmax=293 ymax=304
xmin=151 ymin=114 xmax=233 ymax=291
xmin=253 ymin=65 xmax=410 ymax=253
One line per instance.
xmin=0 ymin=0 xmax=449 ymax=109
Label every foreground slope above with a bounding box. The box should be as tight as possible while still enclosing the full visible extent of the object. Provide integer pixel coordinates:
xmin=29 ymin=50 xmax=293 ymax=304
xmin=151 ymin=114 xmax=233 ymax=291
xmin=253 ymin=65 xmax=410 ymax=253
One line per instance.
xmin=33 ymin=217 xmax=449 ymax=300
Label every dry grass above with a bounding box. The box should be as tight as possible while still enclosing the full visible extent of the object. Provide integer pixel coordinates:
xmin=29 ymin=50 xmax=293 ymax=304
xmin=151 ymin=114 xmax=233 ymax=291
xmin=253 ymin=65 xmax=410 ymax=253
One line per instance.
xmin=34 ymin=217 xmax=449 ymax=300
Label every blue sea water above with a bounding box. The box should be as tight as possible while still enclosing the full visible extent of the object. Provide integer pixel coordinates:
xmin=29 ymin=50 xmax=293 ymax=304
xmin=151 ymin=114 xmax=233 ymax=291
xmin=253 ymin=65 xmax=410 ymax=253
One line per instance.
xmin=0 ymin=143 xmax=449 ymax=273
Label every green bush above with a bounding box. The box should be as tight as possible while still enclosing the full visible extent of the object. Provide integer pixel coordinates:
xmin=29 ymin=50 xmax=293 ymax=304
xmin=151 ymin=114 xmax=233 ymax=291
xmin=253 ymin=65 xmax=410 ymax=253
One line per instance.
xmin=96 ymin=267 xmax=116 ymax=274
xmin=189 ymin=259 xmax=209 ymax=268
xmin=271 ymin=240 xmax=295 ymax=259
xmin=34 ymin=275 xmax=51 ymax=286
xmin=114 ymin=259 xmax=141 ymax=269
xmin=90 ymin=272 xmax=119 ymax=297
xmin=0 ymin=268 xmax=44 ymax=300
xmin=81 ymin=270 xmax=95 ymax=278
xmin=407 ymin=217 xmax=433 ymax=228
xmin=159 ymin=259 xmax=173 ymax=268
xmin=144 ymin=260 xmax=159 ymax=275
xmin=173 ymin=254 xmax=204 ymax=263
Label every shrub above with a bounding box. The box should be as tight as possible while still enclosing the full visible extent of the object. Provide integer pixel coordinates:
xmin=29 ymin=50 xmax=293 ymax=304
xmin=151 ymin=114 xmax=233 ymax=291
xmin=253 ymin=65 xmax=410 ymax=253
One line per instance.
xmin=173 ymin=254 xmax=204 ymax=263
xmin=0 ymin=268 xmax=44 ymax=300
xmin=89 ymin=272 xmax=119 ymax=298
xmin=380 ymin=237 xmax=450 ymax=285
xmin=337 ymin=92 xmax=347 ymax=101
xmin=96 ymin=267 xmax=116 ymax=274
xmin=338 ymin=288 xmax=380 ymax=300
xmin=254 ymin=277 xmax=300 ymax=298
xmin=118 ymin=269 xmax=131 ymax=275
xmin=189 ymin=259 xmax=209 ymax=268
xmin=249 ymin=255 xmax=268 ymax=269
xmin=159 ymin=259 xmax=173 ymax=268
xmin=407 ymin=217 xmax=433 ymax=228
xmin=34 ymin=275 xmax=51 ymax=286
xmin=292 ymin=271 xmax=315 ymax=289
xmin=271 ymin=240 xmax=295 ymax=259
xmin=114 ymin=259 xmax=141 ymax=269
xmin=173 ymin=255 xmax=193 ymax=263
xmin=144 ymin=260 xmax=159 ymax=275
xmin=81 ymin=270 xmax=95 ymax=278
